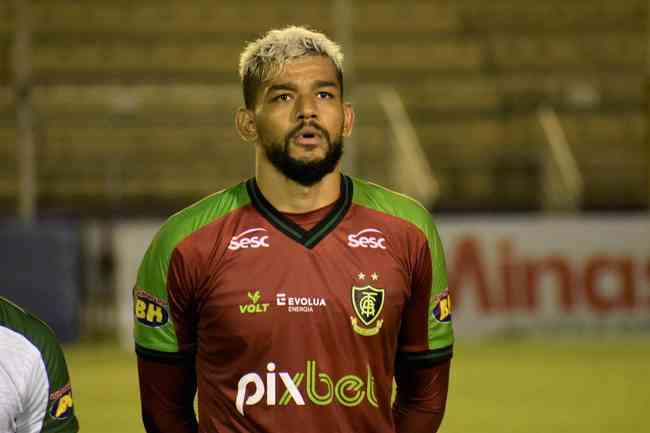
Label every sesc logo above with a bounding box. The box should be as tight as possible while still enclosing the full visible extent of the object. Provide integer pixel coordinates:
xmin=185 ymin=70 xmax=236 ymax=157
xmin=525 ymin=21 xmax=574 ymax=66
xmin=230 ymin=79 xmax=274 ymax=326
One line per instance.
xmin=347 ymin=229 xmax=387 ymax=250
xmin=229 ymin=228 xmax=270 ymax=251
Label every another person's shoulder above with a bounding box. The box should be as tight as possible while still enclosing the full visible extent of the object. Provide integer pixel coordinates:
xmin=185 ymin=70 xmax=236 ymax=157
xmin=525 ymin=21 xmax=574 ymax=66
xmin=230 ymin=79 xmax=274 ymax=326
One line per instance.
xmin=350 ymin=176 xmax=437 ymax=233
xmin=0 ymin=298 xmax=64 ymax=401
xmin=150 ymin=180 xmax=251 ymax=252
xmin=1 ymin=298 xmax=79 ymax=432
xmin=0 ymin=296 xmax=59 ymax=355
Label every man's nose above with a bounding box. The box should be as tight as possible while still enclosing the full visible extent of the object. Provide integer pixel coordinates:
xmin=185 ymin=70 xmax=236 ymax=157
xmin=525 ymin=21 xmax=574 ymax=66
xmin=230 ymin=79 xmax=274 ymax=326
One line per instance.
xmin=296 ymin=95 xmax=318 ymax=120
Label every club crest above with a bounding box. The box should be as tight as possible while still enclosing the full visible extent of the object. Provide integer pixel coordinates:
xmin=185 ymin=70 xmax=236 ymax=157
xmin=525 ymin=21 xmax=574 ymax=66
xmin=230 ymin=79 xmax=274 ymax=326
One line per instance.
xmin=350 ymin=285 xmax=385 ymax=336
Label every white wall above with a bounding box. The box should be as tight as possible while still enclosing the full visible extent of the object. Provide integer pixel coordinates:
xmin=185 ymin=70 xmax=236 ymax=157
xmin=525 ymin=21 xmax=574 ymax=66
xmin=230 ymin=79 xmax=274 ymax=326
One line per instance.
xmin=113 ymin=221 xmax=160 ymax=348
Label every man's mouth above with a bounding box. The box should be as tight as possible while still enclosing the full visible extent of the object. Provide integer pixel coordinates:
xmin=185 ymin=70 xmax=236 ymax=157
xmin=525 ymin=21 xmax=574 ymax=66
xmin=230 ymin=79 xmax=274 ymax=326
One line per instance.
xmin=293 ymin=127 xmax=323 ymax=147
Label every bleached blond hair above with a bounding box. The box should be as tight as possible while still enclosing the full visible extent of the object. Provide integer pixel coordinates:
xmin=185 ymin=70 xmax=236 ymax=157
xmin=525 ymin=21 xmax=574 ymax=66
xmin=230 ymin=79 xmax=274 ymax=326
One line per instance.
xmin=238 ymin=26 xmax=344 ymax=109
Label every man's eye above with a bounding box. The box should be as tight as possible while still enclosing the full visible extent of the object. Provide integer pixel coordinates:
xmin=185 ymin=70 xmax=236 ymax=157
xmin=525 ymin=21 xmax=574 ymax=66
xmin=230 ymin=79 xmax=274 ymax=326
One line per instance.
xmin=318 ymin=91 xmax=334 ymax=99
xmin=273 ymin=94 xmax=291 ymax=102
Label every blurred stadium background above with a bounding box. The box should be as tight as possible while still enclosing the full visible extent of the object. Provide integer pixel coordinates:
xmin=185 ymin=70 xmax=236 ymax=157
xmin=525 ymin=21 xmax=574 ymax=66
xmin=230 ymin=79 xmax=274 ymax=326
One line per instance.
xmin=0 ymin=1 xmax=648 ymax=432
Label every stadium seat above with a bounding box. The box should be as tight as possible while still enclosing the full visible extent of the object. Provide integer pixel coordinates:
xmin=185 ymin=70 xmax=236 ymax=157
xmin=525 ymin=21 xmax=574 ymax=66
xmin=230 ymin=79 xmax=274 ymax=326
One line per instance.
xmin=32 ymin=84 xmax=241 ymax=126
xmin=355 ymin=40 xmax=482 ymax=75
xmin=489 ymin=34 xmax=644 ymax=72
xmin=28 ymin=0 xmax=332 ymax=36
xmin=352 ymin=1 xmax=458 ymax=34
xmin=0 ymin=125 xmax=16 ymax=169
xmin=0 ymin=0 xmax=645 ymax=213
xmin=497 ymin=72 xmax=643 ymax=112
xmin=455 ymin=0 xmax=644 ymax=32
xmin=395 ymin=78 xmax=501 ymax=114
xmin=558 ymin=111 xmax=646 ymax=208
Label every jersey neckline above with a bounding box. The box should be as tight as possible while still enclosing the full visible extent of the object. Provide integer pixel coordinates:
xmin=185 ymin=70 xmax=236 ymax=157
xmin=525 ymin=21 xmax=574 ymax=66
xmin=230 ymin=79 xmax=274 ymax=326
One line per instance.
xmin=245 ymin=175 xmax=353 ymax=249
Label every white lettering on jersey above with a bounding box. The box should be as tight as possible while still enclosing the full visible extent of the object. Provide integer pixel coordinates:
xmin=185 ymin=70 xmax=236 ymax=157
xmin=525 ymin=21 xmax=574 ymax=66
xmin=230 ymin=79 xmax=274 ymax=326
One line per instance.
xmin=236 ymin=362 xmax=305 ymax=415
xmin=276 ymin=293 xmax=327 ymax=313
xmin=347 ymin=228 xmax=387 ymax=250
xmin=229 ymin=228 xmax=270 ymax=251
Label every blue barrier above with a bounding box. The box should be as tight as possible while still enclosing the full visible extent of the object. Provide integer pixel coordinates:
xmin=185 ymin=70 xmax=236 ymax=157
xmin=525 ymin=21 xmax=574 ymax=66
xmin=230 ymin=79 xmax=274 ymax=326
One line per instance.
xmin=0 ymin=220 xmax=80 ymax=343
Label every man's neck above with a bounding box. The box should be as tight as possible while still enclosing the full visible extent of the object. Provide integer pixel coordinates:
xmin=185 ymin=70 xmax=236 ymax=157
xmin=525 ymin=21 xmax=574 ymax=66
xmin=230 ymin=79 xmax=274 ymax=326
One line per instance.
xmin=255 ymin=160 xmax=341 ymax=213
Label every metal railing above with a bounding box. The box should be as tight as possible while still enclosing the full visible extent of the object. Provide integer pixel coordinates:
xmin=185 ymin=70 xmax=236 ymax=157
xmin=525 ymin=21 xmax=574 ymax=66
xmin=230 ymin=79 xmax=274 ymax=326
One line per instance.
xmin=537 ymin=105 xmax=584 ymax=211
xmin=360 ymin=85 xmax=439 ymax=207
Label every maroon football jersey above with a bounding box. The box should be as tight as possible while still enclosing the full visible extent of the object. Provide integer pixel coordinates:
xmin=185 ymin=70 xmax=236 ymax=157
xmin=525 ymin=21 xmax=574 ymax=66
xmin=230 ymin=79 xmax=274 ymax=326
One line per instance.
xmin=134 ymin=175 xmax=453 ymax=432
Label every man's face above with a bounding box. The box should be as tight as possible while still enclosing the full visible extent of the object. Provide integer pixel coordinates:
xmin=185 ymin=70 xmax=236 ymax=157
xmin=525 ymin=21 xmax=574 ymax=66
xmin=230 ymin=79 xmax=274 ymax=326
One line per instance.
xmin=249 ymin=55 xmax=353 ymax=186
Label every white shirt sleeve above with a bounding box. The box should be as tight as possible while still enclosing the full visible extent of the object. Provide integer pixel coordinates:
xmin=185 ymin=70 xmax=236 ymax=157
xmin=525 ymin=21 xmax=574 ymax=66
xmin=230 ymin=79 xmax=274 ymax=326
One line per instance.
xmin=1 ymin=325 xmax=49 ymax=433
xmin=0 ymin=365 xmax=21 ymax=433
xmin=15 ymin=353 xmax=49 ymax=433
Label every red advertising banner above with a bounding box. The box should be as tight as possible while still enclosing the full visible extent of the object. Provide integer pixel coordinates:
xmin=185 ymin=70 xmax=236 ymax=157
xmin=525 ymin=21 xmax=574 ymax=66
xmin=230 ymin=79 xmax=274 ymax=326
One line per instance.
xmin=437 ymin=216 xmax=650 ymax=335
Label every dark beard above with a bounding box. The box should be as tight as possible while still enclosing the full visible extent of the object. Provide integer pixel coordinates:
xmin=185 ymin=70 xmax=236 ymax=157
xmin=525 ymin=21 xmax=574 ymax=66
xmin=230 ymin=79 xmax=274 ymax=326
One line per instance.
xmin=264 ymin=123 xmax=344 ymax=187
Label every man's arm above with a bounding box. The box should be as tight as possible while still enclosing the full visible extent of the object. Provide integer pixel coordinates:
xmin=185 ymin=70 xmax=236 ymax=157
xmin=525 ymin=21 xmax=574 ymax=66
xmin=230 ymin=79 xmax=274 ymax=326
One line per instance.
xmin=137 ymin=355 xmax=198 ymax=433
xmin=134 ymin=222 xmax=201 ymax=433
xmin=393 ymin=359 xmax=451 ymax=433
xmin=395 ymin=212 xmax=453 ymax=432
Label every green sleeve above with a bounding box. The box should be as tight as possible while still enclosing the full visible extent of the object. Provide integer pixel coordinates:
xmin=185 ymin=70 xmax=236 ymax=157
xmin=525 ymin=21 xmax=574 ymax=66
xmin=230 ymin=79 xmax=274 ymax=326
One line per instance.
xmin=133 ymin=223 xmax=182 ymax=354
xmin=40 ymin=333 xmax=79 ymax=433
xmin=133 ymin=181 xmax=251 ymax=356
xmin=422 ymin=217 xmax=454 ymax=352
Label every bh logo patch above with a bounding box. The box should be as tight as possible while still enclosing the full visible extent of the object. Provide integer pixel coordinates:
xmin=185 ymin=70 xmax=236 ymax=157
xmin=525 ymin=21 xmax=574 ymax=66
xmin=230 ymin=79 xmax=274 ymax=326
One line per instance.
xmin=134 ymin=289 xmax=169 ymax=327
xmin=50 ymin=384 xmax=74 ymax=420
xmin=433 ymin=288 xmax=452 ymax=323
xmin=350 ymin=285 xmax=385 ymax=336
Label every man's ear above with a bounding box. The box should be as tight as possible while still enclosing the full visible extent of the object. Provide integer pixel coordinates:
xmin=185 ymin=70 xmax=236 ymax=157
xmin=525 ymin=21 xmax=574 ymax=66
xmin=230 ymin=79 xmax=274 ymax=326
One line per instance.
xmin=342 ymin=102 xmax=355 ymax=137
xmin=235 ymin=108 xmax=258 ymax=142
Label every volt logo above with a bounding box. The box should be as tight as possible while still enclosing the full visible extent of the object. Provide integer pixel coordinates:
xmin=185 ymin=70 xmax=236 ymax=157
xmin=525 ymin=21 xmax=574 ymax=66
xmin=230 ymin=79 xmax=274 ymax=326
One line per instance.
xmin=239 ymin=290 xmax=270 ymax=314
xmin=235 ymin=361 xmax=379 ymax=415
xmin=347 ymin=229 xmax=387 ymax=250
xmin=229 ymin=228 xmax=270 ymax=250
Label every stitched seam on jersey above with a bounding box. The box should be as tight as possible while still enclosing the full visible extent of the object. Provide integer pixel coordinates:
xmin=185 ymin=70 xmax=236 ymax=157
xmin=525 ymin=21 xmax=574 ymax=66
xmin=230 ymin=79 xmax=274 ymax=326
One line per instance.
xmin=396 ymin=346 xmax=453 ymax=368
xmin=135 ymin=343 xmax=196 ymax=362
xmin=398 ymin=346 xmax=453 ymax=361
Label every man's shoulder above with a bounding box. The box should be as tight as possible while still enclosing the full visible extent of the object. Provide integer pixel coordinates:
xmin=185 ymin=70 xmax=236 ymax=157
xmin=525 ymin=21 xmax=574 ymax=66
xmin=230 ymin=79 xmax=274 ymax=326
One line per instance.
xmin=153 ymin=181 xmax=251 ymax=252
xmin=350 ymin=176 xmax=434 ymax=229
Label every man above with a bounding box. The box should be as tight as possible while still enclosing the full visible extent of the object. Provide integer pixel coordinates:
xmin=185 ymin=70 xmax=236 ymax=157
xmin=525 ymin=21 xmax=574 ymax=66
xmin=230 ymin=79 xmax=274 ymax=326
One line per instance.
xmin=135 ymin=26 xmax=453 ymax=433
xmin=0 ymin=296 xmax=79 ymax=433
